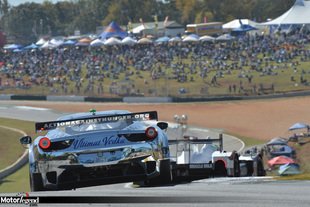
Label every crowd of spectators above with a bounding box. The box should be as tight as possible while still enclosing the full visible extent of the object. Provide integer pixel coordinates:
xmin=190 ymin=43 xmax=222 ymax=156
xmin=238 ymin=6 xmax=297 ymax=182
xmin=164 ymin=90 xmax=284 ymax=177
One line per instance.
xmin=1 ymin=31 xmax=310 ymax=97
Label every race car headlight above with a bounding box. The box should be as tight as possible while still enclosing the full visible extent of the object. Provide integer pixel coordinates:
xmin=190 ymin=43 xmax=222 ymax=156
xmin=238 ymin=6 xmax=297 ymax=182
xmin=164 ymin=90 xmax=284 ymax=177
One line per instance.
xmin=39 ymin=137 xmax=51 ymax=150
xmin=145 ymin=127 xmax=158 ymax=140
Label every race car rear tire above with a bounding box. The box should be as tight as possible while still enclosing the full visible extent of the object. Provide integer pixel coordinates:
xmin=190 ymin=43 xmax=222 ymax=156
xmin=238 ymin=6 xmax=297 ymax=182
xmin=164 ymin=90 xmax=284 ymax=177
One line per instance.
xmin=256 ymin=157 xmax=266 ymax=176
xmin=214 ymin=160 xmax=227 ymax=177
xmin=233 ymin=156 xmax=240 ymax=177
xmin=159 ymin=159 xmax=172 ymax=183
xmin=30 ymin=173 xmax=46 ymax=192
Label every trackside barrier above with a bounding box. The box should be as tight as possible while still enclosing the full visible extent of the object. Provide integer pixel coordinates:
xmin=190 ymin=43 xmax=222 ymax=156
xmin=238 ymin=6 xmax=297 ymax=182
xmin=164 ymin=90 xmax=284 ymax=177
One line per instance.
xmin=0 ymin=126 xmax=28 ymax=180
xmin=123 ymin=97 xmax=173 ymax=103
xmin=84 ymin=97 xmax=123 ymax=102
xmin=1 ymin=90 xmax=310 ymax=103
xmin=46 ymin=95 xmax=85 ymax=102
xmin=11 ymin=95 xmax=46 ymax=101
xmin=0 ymin=94 xmax=12 ymax=100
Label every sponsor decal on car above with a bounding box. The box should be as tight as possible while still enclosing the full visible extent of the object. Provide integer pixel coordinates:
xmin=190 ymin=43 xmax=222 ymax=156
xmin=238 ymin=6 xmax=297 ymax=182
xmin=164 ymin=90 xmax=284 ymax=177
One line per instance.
xmin=72 ymin=136 xmax=126 ymax=149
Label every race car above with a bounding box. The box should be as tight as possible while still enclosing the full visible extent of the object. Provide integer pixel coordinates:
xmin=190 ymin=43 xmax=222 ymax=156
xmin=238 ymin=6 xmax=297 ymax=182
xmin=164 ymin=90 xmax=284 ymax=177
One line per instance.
xmin=20 ymin=110 xmax=171 ymax=191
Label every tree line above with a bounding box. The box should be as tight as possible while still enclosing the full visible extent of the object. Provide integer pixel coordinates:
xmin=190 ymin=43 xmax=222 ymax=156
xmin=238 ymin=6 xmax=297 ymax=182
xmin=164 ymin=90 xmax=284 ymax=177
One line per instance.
xmin=0 ymin=0 xmax=295 ymax=43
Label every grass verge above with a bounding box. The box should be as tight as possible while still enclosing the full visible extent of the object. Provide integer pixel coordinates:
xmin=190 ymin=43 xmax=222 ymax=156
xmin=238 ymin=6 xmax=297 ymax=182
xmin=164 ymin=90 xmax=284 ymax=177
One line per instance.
xmin=0 ymin=164 xmax=30 ymax=193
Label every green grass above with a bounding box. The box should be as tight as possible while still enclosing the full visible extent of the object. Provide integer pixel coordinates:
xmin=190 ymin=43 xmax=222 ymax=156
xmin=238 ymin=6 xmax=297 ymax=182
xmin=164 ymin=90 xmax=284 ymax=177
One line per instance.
xmin=0 ymin=118 xmax=34 ymax=193
xmin=0 ymin=164 xmax=30 ymax=193
xmin=275 ymin=173 xmax=310 ymax=180
xmin=0 ymin=118 xmax=35 ymax=170
xmin=0 ymin=127 xmax=25 ymax=169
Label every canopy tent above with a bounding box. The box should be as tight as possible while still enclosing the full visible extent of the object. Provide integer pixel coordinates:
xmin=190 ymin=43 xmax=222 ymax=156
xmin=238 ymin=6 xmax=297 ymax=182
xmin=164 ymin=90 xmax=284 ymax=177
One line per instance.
xmin=99 ymin=21 xmax=128 ymax=40
xmin=266 ymin=137 xmax=288 ymax=146
xmin=35 ymin=38 xmax=47 ymax=46
xmin=223 ymin=19 xmax=258 ymax=30
xmin=132 ymin=24 xmax=147 ymax=34
xmin=278 ymin=163 xmax=301 ymax=175
xmin=289 ymin=122 xmax=310 ymax=131
xmin=41 ymin=41 xmax=57 ymax=49
xmin=263 ymin=0 xmax=310 ymax=25
xmin=268 ymin=155 xmax=295 ymax=167
xmin=50 ymin=39 xmax=64 ymax=47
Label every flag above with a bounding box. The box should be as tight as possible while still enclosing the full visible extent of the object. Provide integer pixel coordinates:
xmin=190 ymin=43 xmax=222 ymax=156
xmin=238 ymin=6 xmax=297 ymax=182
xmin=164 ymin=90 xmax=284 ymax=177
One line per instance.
xmin=204 ymin=16 xmax=208 ymax=23
xmin=139 ymin=18 xmax=145 ymax=26
xmin=154 ymin=15 xmax=158 ymax=30
xmin=164 ymin=16 xmax=169 ymax=27
xmin=127 ymin=21 xmax=133 ymax=32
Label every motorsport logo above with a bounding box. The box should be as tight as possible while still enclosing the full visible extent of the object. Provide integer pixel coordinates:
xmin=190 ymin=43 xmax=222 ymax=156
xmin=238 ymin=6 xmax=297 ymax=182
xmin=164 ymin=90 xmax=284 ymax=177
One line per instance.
xmin=0 ymin=192 xmax=39 ymax=206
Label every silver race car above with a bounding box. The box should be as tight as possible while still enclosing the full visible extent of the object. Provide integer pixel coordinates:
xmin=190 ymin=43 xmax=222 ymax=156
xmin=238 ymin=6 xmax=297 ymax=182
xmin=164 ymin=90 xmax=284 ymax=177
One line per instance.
xmin=20 ymin=110 xmax=171 ymax=191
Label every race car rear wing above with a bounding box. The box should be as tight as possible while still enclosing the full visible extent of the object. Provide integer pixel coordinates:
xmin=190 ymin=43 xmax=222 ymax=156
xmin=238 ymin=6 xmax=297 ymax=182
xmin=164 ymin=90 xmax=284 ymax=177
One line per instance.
xmin=35 ymin=111 xmax=158 ymax=132
xmin=169 ymin=135 xmax=223 ymax=152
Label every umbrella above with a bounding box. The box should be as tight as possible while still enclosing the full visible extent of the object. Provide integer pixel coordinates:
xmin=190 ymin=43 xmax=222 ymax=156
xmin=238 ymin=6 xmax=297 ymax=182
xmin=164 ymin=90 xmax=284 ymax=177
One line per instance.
xmin=183 ymin=34 xmax=199 ymax=42
xmin=268 ymin=155 xmax=295 ymax=167
xmin=155 ymin=36 xmax=170 ymax=43
xmin=62 ymin=40 xmax=76 ymax=46
xmin=104 ymin=37 xmax=122 ymax=45
xmin=121 ymin=36 xmax=137 ymax=45
xmin=216 ymin=34 xmax=234 ymax=41
xmin=90 ymin=39 xmax=104 ymax=47
xmin=199 ymin=35 xmax=215 ymax=42
xmin=138 ymin=37 xmax=152 ymax=44
xmin=169 ymin=37 xmax=181 ymax=42
xmin=289 ymin=122 xmax=309 ymax=131
xmin=3 ymin=44 xmax=22 ymax=50
xmin=24 ymin=43 xmax=39 ymax=50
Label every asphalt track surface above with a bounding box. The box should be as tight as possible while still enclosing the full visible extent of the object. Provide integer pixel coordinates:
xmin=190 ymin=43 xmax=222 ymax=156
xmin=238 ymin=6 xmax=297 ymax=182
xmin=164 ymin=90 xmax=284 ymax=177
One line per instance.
xmin=0 ymin=101 xmax=309 ymax=207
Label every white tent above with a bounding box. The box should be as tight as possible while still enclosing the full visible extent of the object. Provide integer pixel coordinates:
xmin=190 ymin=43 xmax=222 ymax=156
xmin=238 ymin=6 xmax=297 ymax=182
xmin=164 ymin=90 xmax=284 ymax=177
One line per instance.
xmin=132 ymin=25 xmax=148 ymax=34
xmin=41 ymin=41 xmax=57 ymax=49
xmin=263 ymin=0 xmax=310 ymax=25
xmin=223 ymin=19 xmax=258 ymax=29
xmin=36 ymin=38 xmax=47 ymax=46
xmin=50 ymin=39 xmax=64 ymax=47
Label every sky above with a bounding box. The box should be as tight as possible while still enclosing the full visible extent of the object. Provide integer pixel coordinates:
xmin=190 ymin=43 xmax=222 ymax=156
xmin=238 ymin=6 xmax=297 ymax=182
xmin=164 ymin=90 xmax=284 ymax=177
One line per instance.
xmin=8 ymin=0 xmax=65 ymax=6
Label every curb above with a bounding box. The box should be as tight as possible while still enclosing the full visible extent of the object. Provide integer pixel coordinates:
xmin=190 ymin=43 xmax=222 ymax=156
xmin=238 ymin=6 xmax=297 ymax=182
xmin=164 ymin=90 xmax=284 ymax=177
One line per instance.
xmin=0 ymin=125 xmax=28 ymax=180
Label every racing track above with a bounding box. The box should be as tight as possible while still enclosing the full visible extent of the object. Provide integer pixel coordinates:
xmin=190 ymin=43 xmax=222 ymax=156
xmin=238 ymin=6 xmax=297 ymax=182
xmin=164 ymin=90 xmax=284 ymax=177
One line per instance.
xmin=0 ymin=101 xmax=309 ymax=206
